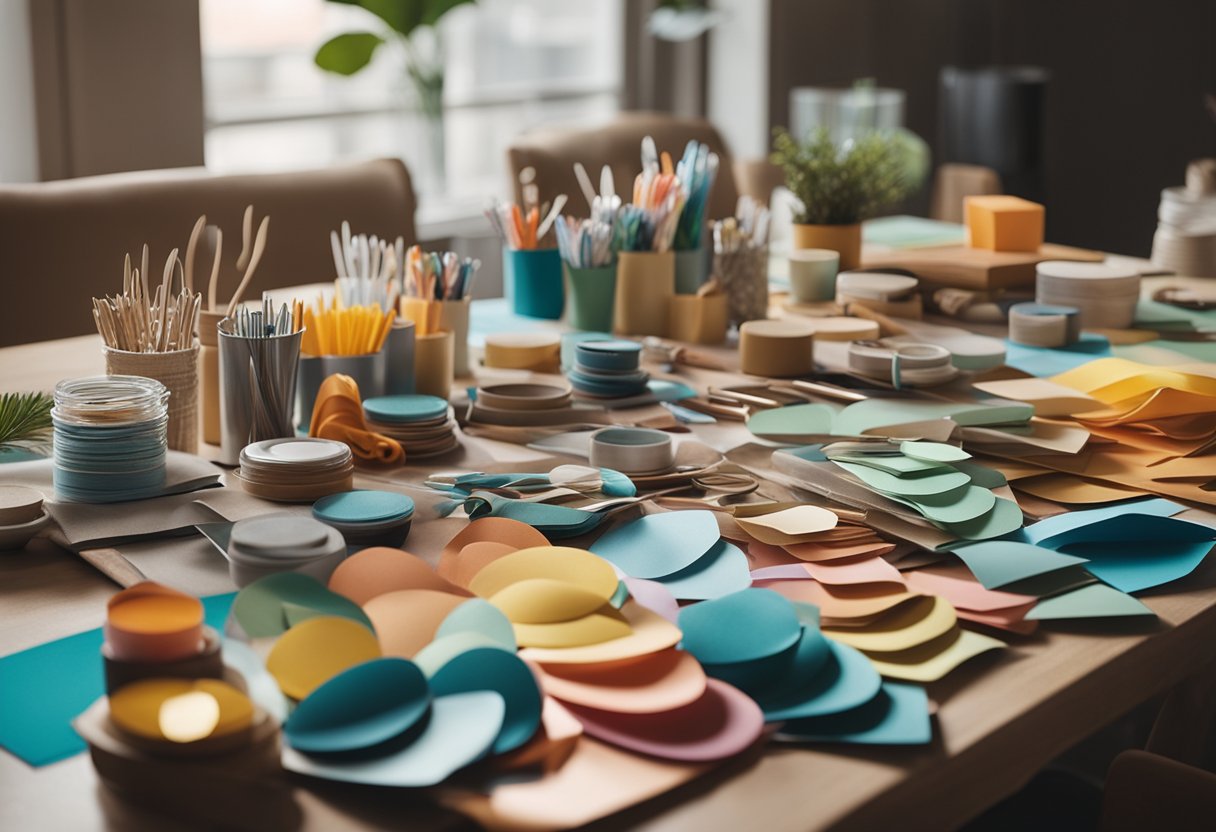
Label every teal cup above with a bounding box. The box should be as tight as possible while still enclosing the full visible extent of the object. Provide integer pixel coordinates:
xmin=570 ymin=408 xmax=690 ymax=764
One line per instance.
xmin=674 ymin=246 xmax=710 ymax=294
xmin=504 ymin=248 xmax=564 ymax=319
xmin=565 ymin=263 xmax=617 ymax=332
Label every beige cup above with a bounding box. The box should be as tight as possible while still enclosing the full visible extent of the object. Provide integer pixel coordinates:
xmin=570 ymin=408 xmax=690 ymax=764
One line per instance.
xmin=438 ymin=298 xmax=471 ymax=377
xmin=414 ymin=330 xmax=455 ymax=399
xmin=105 ymin=345 xmax=200 ymax=453
xmin=788 ymin=249 xmax=840 ymax=302
xmin=668 ymin=293 xmax=728 ymax=344
xmin=198 ymin=310 xmax=224 ymax=446
xmin=614 ymin=251 xmax=674 ymax=337
xmin=738 ymin=319 xmax=816 ymax=378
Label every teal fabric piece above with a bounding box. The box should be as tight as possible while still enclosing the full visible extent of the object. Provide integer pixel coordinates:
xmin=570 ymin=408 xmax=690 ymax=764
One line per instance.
xmin=0 ymin=593 xmax=235 ymax=766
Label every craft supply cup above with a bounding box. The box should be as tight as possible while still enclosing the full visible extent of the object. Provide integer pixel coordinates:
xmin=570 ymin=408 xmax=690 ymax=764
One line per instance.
xmin=217 ymin=321 xmax=303 ymax=466
xmin=414 ymin=330 xmax=455 ymax=400
xmin=739 ymin=320 xmax=816 ymax=377
xmin=714 ymin=247 xmax=769 ymax=325
xmin=668 ymin=293 xmax=728 ymax=344
xmin=614 ymin=251 xmax=675 ymax=337
xmin=383 ymin=319 xmax=416 ymax=396
xmin=674 ymin=246 xmax=710 ymax=295
xmin=589 ymin=427 xmax=676 ymax=474
xmin=105 ymin=345 xmax=200 ymax=455
xmin=198 ymin=310 xmax=225 ymax=446
xmin=438 ymin=298 xmax=471 ymax=377
xmin=505 ymin=247 xmax=564 ymax=320
xmin=295 ymin=351 xmax=386 ymax=429
xmin=565 ymin=263 xmax=618 ymax=332
xmin=787 ymin=249 xmax=840 ymax=302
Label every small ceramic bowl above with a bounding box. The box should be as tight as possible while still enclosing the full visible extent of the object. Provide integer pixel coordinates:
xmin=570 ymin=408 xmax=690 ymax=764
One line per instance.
xmin=0 ymin=508 xmax=52 ymax=551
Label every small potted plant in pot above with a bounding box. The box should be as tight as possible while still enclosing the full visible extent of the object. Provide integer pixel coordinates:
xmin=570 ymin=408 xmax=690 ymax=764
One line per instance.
xmin=771 ymin=127 xmax=927 ymax=270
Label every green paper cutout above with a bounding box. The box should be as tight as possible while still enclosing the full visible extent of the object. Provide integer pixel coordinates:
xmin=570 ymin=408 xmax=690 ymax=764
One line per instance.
xmin=834 ymin=460 xmax=971 ymax=496
xmin=1025 ymin=584 xmax=1155 ymax=620
xmin=952 ymin=540 xmax=1089 ymax=589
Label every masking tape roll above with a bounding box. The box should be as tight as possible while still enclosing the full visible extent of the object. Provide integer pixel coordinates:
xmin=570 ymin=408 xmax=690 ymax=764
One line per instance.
xmin=588 ymin=427 xmax=675 ymax=475
xmin=1009 ymin=302 xmax=1081 ymax=348
xmin=483 ymin=332 xmax=562 ymax=373
xmin=738 ymin=319 xmax=816 ymax=378
xmin=847 ymin=340 xmax=957 ymax=388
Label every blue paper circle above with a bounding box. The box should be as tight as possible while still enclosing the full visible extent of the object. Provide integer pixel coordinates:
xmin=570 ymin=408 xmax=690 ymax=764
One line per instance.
xmin=313 ymin=490 xmax=415 ymax=524
xmin=363 ymin=395 xmax=450 ymax=424
xmin=679 ymin=588 xmax=803 ymax=665
xmin=428 ymin=647 xmax=542 ymax=754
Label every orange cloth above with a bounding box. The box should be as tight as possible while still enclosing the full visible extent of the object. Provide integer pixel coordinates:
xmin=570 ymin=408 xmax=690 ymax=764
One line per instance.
xmin=309 ymin=374 xmax=404 ymax=464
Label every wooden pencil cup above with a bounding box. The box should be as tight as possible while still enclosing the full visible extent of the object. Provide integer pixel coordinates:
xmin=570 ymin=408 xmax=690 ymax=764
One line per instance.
xmin=614 ymin=251 xmax=674 ymax=337
xmin=438 ymin=298 xmax=471 ymax=377
xmin=668 ymin=293 xmax=728 ymax=344
xmin=198 ymin=311 xmax=224 ymax=446
xmin=105 ymin=345 xmax=200 ymax=454
xmin=414 ymin=330 xmax=454 ymax=399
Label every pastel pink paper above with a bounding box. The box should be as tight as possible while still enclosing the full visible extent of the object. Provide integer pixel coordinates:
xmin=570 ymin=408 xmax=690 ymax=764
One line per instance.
xmin=621 ymin=577 xmax=681 ymax=625
xmin=904 ymin=570 xmax=1034 ymax=612
xmin=801 ymin=556 xmax=905 ymax=587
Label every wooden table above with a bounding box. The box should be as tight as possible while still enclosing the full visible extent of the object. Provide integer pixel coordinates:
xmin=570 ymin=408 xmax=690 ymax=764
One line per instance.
xmin=3 ymin=332 xmax=1216 ymax=832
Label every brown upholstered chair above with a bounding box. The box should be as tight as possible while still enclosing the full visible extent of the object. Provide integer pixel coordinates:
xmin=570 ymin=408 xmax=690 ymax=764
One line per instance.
xmin=0 ymin=158 xmax=417 ymax=346
xmin=1099 ymin=751 xmax=1216 ymax=832
xmin=506 ymin=112 xmax=740 ymax=223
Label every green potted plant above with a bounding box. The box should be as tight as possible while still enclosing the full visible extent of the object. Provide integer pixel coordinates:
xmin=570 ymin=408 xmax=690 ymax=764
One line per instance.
xmin=771 ymin=126 xmax=927 ymax=270
xmin=314 ymin=0 xmax=476 ymax=187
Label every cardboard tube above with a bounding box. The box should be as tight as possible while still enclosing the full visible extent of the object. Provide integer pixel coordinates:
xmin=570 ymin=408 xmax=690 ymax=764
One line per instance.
xmin=614 ymin=251 xmax=674 ymax=337
xmin=738 ymin=319 xmax=816 ymax=377
xmin=484 ymin=332 xmax=562 ymax=373
xmin=668 ymin=294 xmax=728 ymax=344
xmin=438 ymin=298 xmax=471 ymax=376
xmin=414 ymin=330 xmax=454 ymax=399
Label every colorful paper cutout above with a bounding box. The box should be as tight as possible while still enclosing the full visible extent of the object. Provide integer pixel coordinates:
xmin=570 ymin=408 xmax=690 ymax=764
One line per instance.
xmin=285 ymin=658 xmax=431 ymax=753
xmin=834 ymin=460 xmax=971 ymax=497
xmin=590 ymin=510 xmax=721 ymax=579
xmin=282 ymin=691 xmax=504 ymax=786
xmin=429 ymin=647 xmax=543 ymax=754
xmin=470 ymin=547 xmax=620 ymax=601
xmin=520 ymin=603 xmax=682 ymax=665
xmin=863 ymin=628 xmax=1005 ymax=682
xmin=232 ymin=573 xmax=372 ymax=639
xmin=513 ymin=607 xmax=633 ymax=648
xmin=823 ymin=596 xmax=957 ymax=653
xmin=1025 ymin=584 xmax=1155 ymax=620
xmin=653 ymin=540 xmax=752 ymax=600
xmin=900 ymin=441 xmax=971 ymax=462
xmin=490 ymin=579 xmax=617 ymax=624
xmin=951 ymin=541 xmax=1089 ymax=589
xmin=265 ymin=615 xmax=382 ymax=700
xmin=757 ymin=639 xmax=883 ymax=721
xmin=435 ymin=598 xmax=518 ymax=649
xmin=679 ymin=589 xmax=803 ymax=665
xmin=328 ymin=547 xmax=468 ymax=605
xmin=536 ymin=649 xmax=707 ymax=714
xmin=746 ymin=403 xmax=836 ymax=442
xmin=777 ymin=682 xmax=932 ymax=745
xmin=734 ymin=505 xmax=840 ymax=545
xmin=363 ymin=589 xmax=468 ymax=659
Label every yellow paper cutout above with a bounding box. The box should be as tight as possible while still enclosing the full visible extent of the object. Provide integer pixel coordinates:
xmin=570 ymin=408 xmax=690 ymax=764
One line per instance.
xmin=265 ymin=616 xmax=381 ymax=699
xmin=519 ymin=603 xmax=681 ymax=665
xmin=470 ymin=547 xmax=619 ymax=601
xmin=823 ymin=595 xmax=958 ymax=653
xmin=491 ymin=578 xmax=617 ymax=625
xmin=1051 ymin=358 xmax=1216 ymax=404
xmin=513 ymin=607 xmax=633 ymax=648
xmin=735 ymin=505 xmax=839 ymax=545
xmin=863 ymin=627 xmax=1005 ymax=682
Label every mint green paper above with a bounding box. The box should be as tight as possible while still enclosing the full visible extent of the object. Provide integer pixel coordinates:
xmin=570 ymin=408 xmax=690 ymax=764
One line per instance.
xmin=834 ymin=460 xmax=971 ymax=496
xmin=952 ymin=540 xmax=1089 ymax=589
xmin=232 ymin=573 xmax=373 ymax=638
xmin=1025 ymin=584 xmax=1155 ymax=620
xmin=655 ymin=540 xmax=751 ymax=601
xmin=747 ymin=403 xmax=837 ymax=442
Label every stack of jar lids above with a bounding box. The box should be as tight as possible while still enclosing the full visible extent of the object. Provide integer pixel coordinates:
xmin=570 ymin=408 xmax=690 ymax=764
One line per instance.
xmin=1008 ymin=302 xmax=1082 ymax=348
xmin=469 ymin=382 xmax=584 ymax=426
xmin=835 ymin=270 xmax=922 ymax=317
xmin=237 ymin=438 xmax=354 ymax=502
xmin=568 ymin=340 xmax=650 ymax=398
xmin=226 ymin=513 xmax=347 ymax=588
xmin=51 ymin=376 xmax=170 ymax=503
xmin=362 ymin=395 xmax=459 ymax=458
xmin=1035 ymin=260 xmax=1141 ymax=329
xmin=1151 ymin=173 xmax=1216 ymax=277
xmin=312 ymin=490 xmax=415 ymax=548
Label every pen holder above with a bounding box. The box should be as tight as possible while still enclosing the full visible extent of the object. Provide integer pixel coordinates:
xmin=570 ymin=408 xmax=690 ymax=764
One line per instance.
xmin=504 ymin=247 xmax=564 ymax=319
xmin=438 ymin=298 xmax=471 ymax=377
xmin=668 ymin=293 xmax=729 ymax=345
xmin=674 ymin=246 xmax=710 ymax=295
xmin=715 ymin=247 xmax=769 ymax=326
xmin=217 ymin=322 xmax=303 ymax=466
xmin=104 ymin=345 xmax=200 ymax=454
xmin=414 ymin=330 xmax=455 ymax=399
xmin=295 ymin=351 xmax=386 ymax=429
xmin=565 ymin=263 xmax=617 ymax=332
xmin=614 ymin=251 xmax=675 ymax=337
xmin=198 ymin=310 xmax=224 ymax=446
xmin=383 ymin=318 xmax=416 ymax=396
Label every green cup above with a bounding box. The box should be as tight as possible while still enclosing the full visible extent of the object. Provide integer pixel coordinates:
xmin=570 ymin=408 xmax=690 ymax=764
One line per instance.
xmin=565 ymin=263 xmax=617 ymax=332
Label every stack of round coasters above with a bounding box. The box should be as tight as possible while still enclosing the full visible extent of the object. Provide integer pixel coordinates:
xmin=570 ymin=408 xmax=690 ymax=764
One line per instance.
xmin=237 ymin=438 xmax=354 ymax=502
xmin=362 ymin=395 xmax=460 ymax=458
xmin=312 ymin=490 xmax=415 ymax=548
xmin=469 ymin=382 xmax=578 ymax=426
xmin=483 ymin=332 xmax=562 ymax=373
xmin=226 ymin=513 xmax=347 ymax=588
xmin=1008 ymin=302 xmax=1081 ymax=348
xmin=568 ymin=340 xmax=650 ymax=399
xmin=52 ymin=376 xmax=170 ymax=503
xmin=1035 ymin=260 xmax=1141 ymax=330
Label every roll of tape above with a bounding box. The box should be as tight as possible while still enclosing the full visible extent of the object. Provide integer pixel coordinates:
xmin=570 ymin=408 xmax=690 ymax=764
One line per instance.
xmin=588 ymin=427 xmax=675 ymax=475
xmin=738 ymin=319 xmax=816 ymax=378
xmin=1035 ymin=260 xmax=1141 ymax=330
xmin=836 ymin=271 xmax=919 ymax=302
xmin=483 ymin=332 xmax=562 ymax=373
xmin=847 ymin=340 xmax=957 ymax=388
xmin=1009 ymin=302 xmax=1081 ymax=348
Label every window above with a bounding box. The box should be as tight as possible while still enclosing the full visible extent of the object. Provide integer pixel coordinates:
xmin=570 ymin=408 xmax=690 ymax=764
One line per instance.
xmin=200 ymin=0 xmax=624 ymax=200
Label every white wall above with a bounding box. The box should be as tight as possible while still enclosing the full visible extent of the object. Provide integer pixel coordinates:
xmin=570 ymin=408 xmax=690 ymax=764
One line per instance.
xmin=707 ymin=0 xmax=769 ymax=161
xmin=0 ymin=0 xmax=39 ymax=182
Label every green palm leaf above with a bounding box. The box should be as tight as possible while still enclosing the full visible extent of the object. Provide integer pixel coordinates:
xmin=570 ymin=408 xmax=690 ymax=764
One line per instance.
xmin=0 ymin=392 xmax=53 ymax=450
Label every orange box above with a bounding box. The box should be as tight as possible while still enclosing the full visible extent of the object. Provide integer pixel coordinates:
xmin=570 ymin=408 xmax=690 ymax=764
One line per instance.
xmin=965 ymin=195 xmax=1045 ymax=252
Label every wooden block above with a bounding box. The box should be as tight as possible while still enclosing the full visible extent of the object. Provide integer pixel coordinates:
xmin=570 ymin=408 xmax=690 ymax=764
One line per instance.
xmin=965 ymin=195 xmax=1045 ymax=252
xmin=861 ymin=244 xmax=1105 ymax=291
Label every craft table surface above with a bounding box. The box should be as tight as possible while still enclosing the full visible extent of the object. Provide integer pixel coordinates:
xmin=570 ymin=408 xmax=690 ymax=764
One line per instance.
xmin=3 ymin=310 xmax=1216 ymax=832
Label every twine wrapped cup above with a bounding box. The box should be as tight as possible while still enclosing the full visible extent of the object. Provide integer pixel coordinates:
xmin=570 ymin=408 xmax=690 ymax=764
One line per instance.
xmin=105 ymin=346 xmax=200 ymax=454
xmin=715 ymin=247 xmax=769 ymax=326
